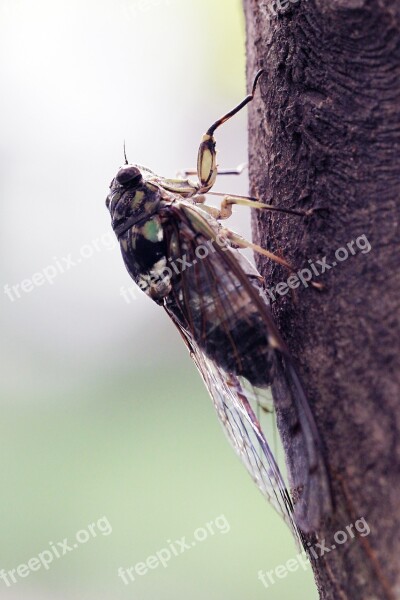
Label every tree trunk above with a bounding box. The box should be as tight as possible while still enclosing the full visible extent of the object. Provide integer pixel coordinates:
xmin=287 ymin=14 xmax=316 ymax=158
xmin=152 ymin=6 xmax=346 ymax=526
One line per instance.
xmin=243 ymin=1 xmax=400 ymax=598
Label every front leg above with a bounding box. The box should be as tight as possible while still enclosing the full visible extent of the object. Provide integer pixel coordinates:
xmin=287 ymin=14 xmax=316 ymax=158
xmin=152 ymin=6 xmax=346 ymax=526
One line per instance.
xmin=196 ymin=70 xmax=264 ymax=193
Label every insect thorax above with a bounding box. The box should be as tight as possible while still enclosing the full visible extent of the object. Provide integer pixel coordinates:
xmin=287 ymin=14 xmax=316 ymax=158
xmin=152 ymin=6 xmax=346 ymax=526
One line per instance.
xmin=107 ymin=175 xmax=172 ymax=301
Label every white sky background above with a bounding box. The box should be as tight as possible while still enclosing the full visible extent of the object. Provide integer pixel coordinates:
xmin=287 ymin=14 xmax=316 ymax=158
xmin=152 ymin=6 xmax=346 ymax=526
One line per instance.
xmin=0 ymin=0 xmax=252 ymax=400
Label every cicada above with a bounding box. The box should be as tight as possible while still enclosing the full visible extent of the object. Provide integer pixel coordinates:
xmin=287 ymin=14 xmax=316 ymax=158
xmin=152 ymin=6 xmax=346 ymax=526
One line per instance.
xmin=106 ymin=70 xmax=331 ymax=540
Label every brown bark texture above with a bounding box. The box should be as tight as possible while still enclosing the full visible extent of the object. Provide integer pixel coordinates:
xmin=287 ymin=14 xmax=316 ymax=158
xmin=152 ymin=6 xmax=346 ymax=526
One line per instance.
xmin=243 ymin=0 xmax=400 ymax=598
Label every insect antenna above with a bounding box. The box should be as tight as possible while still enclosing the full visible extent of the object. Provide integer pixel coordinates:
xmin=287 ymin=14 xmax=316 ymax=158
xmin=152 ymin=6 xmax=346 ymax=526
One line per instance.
xmin=123 ymin=140 xmax=129 ymax=165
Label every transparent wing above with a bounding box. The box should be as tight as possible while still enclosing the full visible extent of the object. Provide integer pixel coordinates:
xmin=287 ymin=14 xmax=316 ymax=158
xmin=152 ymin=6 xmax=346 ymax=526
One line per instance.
xmin=181 ymin=331 xmax=301 ymax=541
xmin=161 ymin=200 xmax=332 ymax=534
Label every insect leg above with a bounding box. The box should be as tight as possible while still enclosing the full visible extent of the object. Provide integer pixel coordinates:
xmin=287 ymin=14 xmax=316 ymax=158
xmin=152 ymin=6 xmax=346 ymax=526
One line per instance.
xmin=180 ymin=163 xmax=248 ymax=178
xmin=212 ymin=163 xmax=248 ymax=176
xmin=222 ymin=229 xmax=324 ymax=290
xmin=206 ymin=192 xmax=315 ymax=220
xmin=197 ymin=70 xmax=264 ymax=193
xmin=191 ymin=196 xmax=230 ymax=219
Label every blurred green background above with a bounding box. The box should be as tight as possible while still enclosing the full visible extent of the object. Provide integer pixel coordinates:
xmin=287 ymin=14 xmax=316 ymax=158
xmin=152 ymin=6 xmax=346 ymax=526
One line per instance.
xmin=0 ymin=0 xmax=317 ymax=597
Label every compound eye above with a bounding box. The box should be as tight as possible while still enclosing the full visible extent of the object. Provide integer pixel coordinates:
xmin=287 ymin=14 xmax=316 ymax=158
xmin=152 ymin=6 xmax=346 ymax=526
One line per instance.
xmin=116 ymin=166 xmax=143 ymax=187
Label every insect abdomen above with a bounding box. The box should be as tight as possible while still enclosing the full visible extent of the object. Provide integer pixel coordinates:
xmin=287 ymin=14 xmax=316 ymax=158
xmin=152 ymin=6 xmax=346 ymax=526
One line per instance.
xmin=166 ymin=273 xmax=275 ymax=387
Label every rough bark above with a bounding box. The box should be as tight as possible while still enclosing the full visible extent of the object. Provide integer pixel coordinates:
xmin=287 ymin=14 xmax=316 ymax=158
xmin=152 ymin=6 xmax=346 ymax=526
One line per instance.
xmin=243 ymin=1 xmax=400 ymax=598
